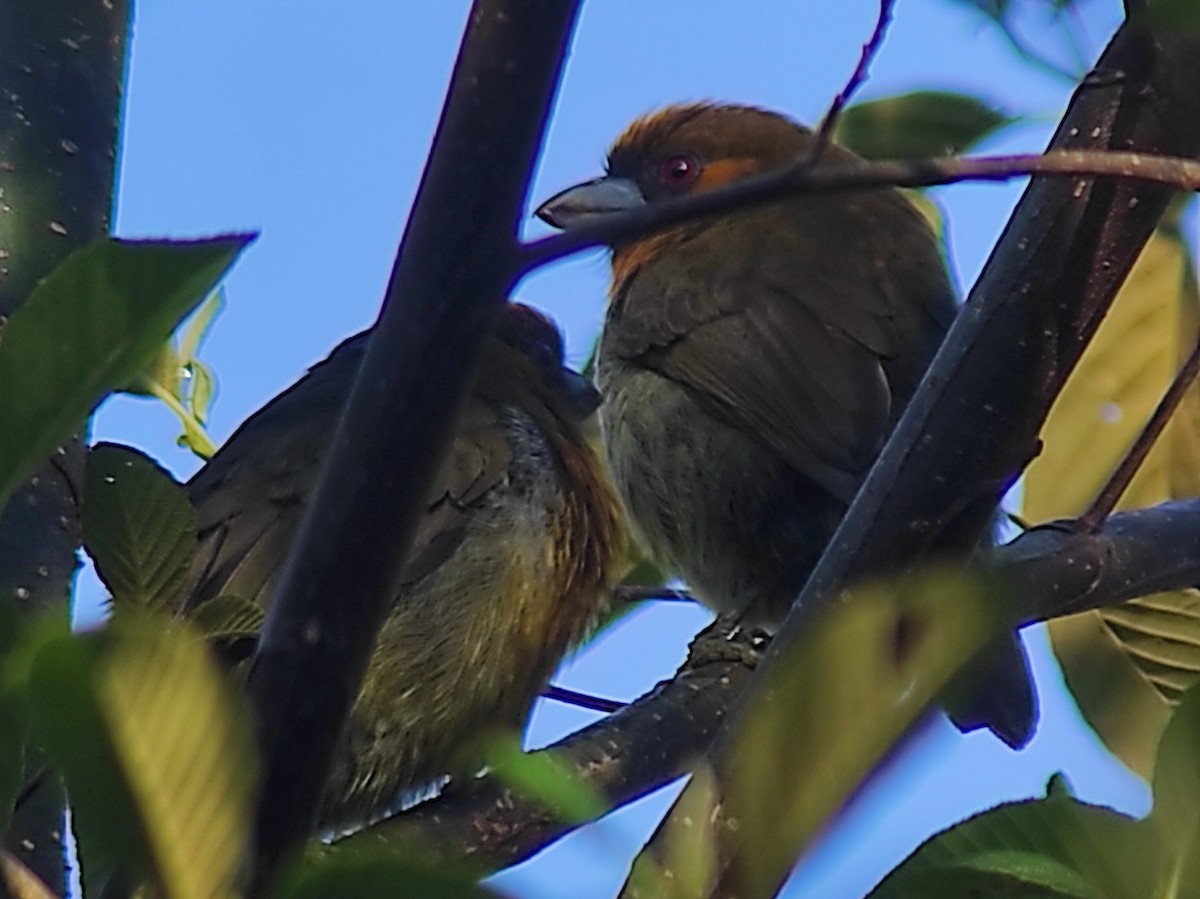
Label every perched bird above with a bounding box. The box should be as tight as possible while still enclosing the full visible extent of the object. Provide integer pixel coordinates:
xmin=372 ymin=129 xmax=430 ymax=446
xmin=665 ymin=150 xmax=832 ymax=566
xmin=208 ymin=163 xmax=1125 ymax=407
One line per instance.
xmin=537 ymin=102 xmax=1036 ymax=748
xmin=182 ymin=302 xmax=626 ymax=828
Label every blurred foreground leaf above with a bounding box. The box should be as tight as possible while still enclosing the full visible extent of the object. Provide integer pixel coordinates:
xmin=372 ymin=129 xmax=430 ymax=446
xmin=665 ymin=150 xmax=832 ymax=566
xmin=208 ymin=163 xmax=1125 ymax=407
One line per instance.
xmin=274 ymin=846 xmax=499 ymax=899
xmin=0 ymin=850 xmax=59 ymax=899
xmin=626 ymin=565 xmax=1003 ymax=899
xmin=28 ymin=614 xmax=256 ymax=899
xmin=484 ymin=734 xmax=607 ymax=825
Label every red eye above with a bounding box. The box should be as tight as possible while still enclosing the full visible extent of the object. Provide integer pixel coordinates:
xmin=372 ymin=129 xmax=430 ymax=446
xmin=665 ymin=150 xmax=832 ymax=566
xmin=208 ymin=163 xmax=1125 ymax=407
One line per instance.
xmin=659 ymin=154 xmax=700 ymax=187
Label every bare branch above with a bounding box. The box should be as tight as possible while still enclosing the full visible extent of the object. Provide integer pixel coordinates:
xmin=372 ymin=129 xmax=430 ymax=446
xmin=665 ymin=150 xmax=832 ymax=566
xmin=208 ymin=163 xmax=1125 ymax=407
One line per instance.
xmin=542 ymin=685 xmax=626 ymax=715
xmin=1004 ymin=500 xmax=1200 ymax=626
xmin=1080 ymin=337 xmax=1200 ymax=531
xmin=518 ymin=149 xmax=1200 ymax=273
xmin=806 ymin=0 xmax=896 ymax=163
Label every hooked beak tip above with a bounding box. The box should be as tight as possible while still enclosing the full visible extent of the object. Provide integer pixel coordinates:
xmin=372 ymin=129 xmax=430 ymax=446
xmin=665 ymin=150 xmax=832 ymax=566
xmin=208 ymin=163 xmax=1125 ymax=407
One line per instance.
xmin=534 ymin=177 xmax=645 ymax=230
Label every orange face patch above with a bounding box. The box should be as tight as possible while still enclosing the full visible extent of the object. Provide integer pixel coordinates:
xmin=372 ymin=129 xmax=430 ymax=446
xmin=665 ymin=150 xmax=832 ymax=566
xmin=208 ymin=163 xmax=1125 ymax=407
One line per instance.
xmin=694 ymin=157 xmax=761 ymax=192
xmin=610 ymin=157 xmax=762 ymax=291
xmin=610 ymin=231 xmax=682 ymax=294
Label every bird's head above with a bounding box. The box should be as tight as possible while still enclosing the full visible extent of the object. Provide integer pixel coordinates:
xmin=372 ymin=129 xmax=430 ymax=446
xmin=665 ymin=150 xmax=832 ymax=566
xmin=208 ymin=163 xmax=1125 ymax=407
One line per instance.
xmin=535 ymin=103 xmax=817 ymax=229
xmin=487 ymin=302 xmax=600 ymax=421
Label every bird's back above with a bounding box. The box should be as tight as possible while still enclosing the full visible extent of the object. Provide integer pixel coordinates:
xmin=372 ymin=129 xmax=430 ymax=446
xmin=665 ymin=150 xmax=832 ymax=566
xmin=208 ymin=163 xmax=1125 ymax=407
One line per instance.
xmin=181 ymin=318 xmax=624 ymax=827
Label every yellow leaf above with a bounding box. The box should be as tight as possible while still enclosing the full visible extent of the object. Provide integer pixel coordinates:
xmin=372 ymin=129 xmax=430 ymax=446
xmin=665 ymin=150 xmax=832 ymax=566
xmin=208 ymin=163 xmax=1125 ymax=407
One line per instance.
xmin=1023 ymin=218 xmax=1200 ymax=780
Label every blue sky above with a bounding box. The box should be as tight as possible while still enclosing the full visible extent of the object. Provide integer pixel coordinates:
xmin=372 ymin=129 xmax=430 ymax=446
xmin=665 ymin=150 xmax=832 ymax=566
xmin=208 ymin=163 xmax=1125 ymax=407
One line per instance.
xmin=77 ymin=1 xmax=1153 ymax=896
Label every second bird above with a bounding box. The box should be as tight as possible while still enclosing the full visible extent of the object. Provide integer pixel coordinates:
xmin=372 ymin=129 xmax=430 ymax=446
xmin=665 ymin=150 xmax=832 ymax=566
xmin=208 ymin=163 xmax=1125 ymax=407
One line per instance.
xmin=537 ymin=102 xmax=1035 ymax=748
xmin=182 ymin=302 xmax=626 ymax=829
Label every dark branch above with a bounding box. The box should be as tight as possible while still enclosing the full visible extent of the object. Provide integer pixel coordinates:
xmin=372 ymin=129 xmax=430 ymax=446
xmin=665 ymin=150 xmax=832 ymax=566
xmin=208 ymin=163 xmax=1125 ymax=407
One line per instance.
xmin=1079 ymin=337 xmax=1200 ymax=531
xmin=518 ymin=149 xmax=1200 ymax=273
xmin=333 ymin=619 xmax=762 ymax=868
xmin=0 ymin=3 xmax=129 ymax=894
xmin=806 ymin=0 xmax=896 ymax=163
xmin=1003 ymin=500 xmax=1200 ymax=626
xmin=242 ymin=1 xmax=582 ymax=890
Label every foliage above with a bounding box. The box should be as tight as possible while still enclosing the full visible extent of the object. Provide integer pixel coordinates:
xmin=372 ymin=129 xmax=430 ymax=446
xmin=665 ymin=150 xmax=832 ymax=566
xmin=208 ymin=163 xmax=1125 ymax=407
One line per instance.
xmin=125 ymin=290 xmax=226 ymax=459
xmin=873 ymin=680 xmax=1200 ymax=898
xmin=0 ymin=237 xmax=251 ymax=511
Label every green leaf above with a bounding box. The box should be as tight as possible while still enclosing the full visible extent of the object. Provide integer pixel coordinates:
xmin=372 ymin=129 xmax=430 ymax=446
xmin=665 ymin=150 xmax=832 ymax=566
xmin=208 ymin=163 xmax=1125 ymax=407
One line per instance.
xmin=0 ymin=235 xmax=253 ymax=509
xmin=833 ymin=90 xmax=1014 ymax=159
xmin=127 ymin=288 xmax=225 ymax=459
xmin=484 ymin=734 xmax=607 ymax=825
xmin=1148 ymin=682 xmax=1200 ymax=896
xmin=273 ymin=848 xmax=499 ymax=899
xmin=83 ymin=442 xmax=197 ymax=612
xmin=875 ymin=853 xmax=1095 ymax=898
xmin=1026 ymin=221 xmax=1200 ymax=779
xmin=178 ymin=288 xmax=224 ymax=365
xmin=870 ymin=789 xmax=1153 ymax=899
xmin=28 ymin=614 xmax=257 ymax=899
xmin=189 ymin=357 xmax=218 ymax=428
xmin=874 ymin=683 xmax=1200 ymax=899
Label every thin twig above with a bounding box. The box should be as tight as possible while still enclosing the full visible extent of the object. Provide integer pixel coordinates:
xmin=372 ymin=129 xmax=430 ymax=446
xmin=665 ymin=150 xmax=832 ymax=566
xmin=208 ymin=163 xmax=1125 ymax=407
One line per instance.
xmin=1079 ymin=337 xmax=1200 ymax=532
xmin=542 ymin=685 xmax=627 ymax=714
xmin=806 ymin=0 xmax=896 ymax=164
xmin=612 ymin=584 xmax=696 ymax=605
xmin=1006 ymin=511 xmax=1032 ymax=532
xmin=519 ymin=149 xmax=1200 ymax=273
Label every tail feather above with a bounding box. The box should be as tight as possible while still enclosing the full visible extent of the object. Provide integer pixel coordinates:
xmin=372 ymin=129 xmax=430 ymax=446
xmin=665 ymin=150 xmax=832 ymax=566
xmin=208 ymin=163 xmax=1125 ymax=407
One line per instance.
xmin=946 ymin=630 xmax=1038 ymax=749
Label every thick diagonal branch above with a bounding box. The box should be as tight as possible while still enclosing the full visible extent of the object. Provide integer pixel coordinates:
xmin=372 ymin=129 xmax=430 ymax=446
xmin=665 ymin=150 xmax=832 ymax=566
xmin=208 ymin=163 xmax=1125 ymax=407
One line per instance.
xmin=242 ymin=1 xmax=582 ymax=890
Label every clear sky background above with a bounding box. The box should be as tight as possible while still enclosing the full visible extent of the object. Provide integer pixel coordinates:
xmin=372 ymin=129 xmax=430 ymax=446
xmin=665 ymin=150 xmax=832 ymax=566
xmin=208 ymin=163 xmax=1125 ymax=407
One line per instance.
xmin=74 ymin=1 xmax=1162 ymax=896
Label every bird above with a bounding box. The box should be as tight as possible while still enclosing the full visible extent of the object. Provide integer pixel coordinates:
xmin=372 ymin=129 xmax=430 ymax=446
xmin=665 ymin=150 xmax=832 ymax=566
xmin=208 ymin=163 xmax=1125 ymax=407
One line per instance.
xmin=536 ymin=102 xmax=1036 ymax=748
xmin=180 ymin=301 xmax=627 ymax=829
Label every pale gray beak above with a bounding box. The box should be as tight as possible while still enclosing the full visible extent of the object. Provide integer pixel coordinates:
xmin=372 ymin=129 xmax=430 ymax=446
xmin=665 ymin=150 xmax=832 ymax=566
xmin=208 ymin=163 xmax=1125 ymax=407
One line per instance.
xmin=535 ymin=177 xmax=645 ymax=229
